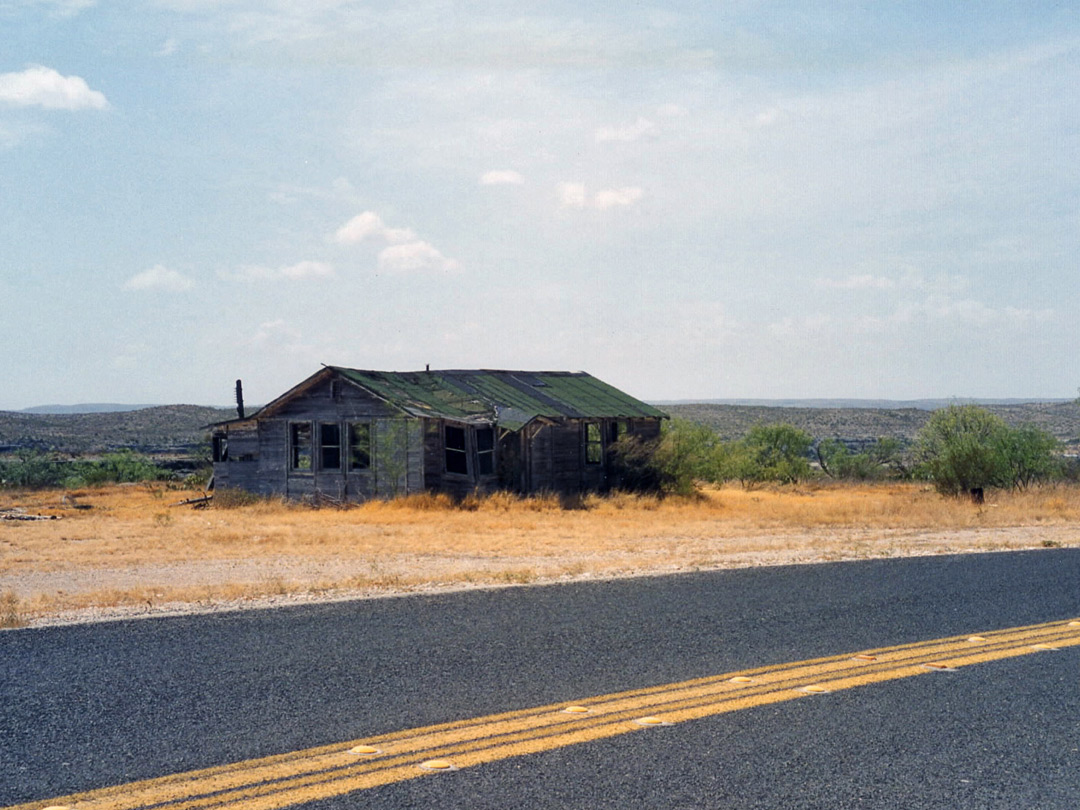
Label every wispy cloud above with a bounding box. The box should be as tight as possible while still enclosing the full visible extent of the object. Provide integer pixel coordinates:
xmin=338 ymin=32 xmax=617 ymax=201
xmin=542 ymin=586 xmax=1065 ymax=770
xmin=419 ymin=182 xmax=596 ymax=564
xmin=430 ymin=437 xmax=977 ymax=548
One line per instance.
xmin=558 ymin=182 xmax=587 ymax=209
xmin=123 ymin=265 xmax=194 ymax=292
xmin=593 ymin=187 xmax=644 ymax=209
xmin=815 ymin=274 xmax=896 ymax=290
xmin=225 ymin=260 xmax=335 ymax=282
xmin=595 ymin=117 xmax=655 ymax=143
xmin=10 ymin=0 xmax=96 ymax=18
xmin=0 ymin=65 xmax=108 ymax=110
xmin=479 ymin=169 xmax=524 ymax=186
xmin=560 ymin=182 xmax=644 ymax=210
xmin=378 ymin=241 xmax=459 ymax=273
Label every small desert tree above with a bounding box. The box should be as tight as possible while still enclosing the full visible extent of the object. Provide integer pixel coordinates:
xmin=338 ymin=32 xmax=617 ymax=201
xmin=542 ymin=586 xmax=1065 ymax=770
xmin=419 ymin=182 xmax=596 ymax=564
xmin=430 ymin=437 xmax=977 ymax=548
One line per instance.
xmin=612 ymin=419 xmax=722 ymax=496
xmin=733 ymin=423 xmax=813 ymax=486
xmin=916 ymin=405 xmax=1007 ymax=499
xmin=817 ymin=437 xmax=906 ymax=481
xmin=994 ymin=424 xmax=1062 ymax=490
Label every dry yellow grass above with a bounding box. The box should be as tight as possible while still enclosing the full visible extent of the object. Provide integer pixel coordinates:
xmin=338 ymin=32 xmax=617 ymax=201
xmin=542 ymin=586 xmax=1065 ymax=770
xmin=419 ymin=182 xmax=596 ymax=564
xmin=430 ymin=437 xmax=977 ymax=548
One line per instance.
xmin=2 ymin=481 xmax=1079 ymax=626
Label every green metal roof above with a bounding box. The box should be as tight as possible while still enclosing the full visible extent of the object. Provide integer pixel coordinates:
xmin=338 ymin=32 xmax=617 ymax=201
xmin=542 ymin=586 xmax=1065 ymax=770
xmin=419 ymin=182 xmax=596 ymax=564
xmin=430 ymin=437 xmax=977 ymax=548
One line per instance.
xmin=331 ymin=367 xmax=667 ymax=430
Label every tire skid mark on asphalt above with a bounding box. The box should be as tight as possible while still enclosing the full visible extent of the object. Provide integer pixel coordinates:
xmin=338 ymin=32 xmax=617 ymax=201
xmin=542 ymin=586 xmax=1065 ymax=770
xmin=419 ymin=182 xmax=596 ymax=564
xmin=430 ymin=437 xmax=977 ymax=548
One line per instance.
xmin=8 ymin=619 xmax=1080 ymax=810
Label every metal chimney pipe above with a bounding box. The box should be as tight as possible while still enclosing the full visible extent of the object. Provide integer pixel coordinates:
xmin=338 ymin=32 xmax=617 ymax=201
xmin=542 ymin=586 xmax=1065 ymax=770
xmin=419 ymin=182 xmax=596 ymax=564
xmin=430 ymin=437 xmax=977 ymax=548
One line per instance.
xmin=235 ymin=379 xmax=245 ymax=419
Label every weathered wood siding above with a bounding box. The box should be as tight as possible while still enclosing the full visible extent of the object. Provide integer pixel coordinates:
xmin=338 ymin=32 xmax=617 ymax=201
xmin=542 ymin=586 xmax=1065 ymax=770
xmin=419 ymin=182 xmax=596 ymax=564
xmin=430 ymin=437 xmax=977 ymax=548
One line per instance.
xmin=213 ymin=375 xmax=425 ymax=502
xmin=421 ymin=419 xmax=500 ymax=499
xmin=212 ymin=368 xmax=666 ymax=501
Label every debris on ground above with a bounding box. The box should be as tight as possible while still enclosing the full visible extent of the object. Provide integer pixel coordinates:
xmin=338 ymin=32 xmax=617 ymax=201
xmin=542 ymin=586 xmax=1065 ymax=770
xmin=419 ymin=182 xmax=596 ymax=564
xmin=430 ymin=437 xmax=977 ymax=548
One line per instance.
xmin=173 ymin=494 xmax=213 ymax=508
xmin=1 ymin=507 xmax=60 ymax=521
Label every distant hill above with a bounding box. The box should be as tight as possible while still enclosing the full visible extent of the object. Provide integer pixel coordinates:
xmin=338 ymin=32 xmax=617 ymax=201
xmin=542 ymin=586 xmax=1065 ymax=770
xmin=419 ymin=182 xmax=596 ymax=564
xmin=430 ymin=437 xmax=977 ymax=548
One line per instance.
xmin=0 ymin=405 xmax=235 ymax=456
xmin=2 ymin=400 xmax=1077 ymax=459
xmin=664 ymin=401 xmax=1080 ymax=448
xmin=20 ymin=403 xmax=161 ymax=415
xmin=655 ymin=397 xmax=1074 ymax=411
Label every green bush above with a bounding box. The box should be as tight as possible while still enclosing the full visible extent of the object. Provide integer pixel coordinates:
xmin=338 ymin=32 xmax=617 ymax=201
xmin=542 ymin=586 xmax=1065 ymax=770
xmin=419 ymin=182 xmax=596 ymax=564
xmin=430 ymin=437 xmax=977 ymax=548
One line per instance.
xmin=613 ymin=420 xmax=721 ymax=496
xmin=817 ymin=437 xmax=906 ymax=481
xmin=731 ymin=423 xmax=814 ymax=486
xmin=0 ymin=449 xmax=68 ymax=488
xmin=0 ymin=449 xmax=170 ymax=489
xmin=915 ymin=405 xmax=1061 ymax=497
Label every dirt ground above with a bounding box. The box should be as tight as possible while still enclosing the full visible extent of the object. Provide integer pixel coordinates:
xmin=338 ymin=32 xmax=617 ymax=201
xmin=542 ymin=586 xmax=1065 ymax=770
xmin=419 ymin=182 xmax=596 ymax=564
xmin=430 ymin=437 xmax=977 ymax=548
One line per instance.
xmin=3 ymin=483 xmax=1078 ymax=629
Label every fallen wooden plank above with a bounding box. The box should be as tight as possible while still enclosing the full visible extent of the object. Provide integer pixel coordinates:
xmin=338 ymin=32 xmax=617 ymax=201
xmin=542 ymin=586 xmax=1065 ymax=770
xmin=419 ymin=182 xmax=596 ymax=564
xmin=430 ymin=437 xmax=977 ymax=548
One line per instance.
xmin=172 ymin=495 xmax=214 ymax=507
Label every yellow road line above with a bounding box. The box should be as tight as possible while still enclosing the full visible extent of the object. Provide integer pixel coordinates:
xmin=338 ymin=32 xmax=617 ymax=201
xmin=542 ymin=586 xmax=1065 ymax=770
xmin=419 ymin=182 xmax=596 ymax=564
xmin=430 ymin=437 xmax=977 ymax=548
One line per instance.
xmin=9 ymin=619 xmax=1080 ymax=810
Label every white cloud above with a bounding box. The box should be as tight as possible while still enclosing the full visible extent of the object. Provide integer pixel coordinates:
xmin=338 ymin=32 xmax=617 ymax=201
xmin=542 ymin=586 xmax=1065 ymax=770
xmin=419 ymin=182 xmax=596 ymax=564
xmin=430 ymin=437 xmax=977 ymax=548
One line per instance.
xmin=378 ymin=241 xmax=460 ymax=273
xmin=334 ymin=211 xmax=416 ymax=245
xmin=244 ymin=319 xmax=317 ymax=357
xmin=595 ymin=117 xmax=656 ymax=143
xmin=123 ymin=265 xmax=194 ymax=292
xmin=593 ymin=186 xmax=644 ymax=210
xmin=156 ymin=38 xmax=179 ymax=57
xmin=558 ymin=182 xmax=587 ymax=209
xmin=559 ymin=182 xmax=644 ymax=210
xmin=0 ymin=66 xmax=108 ymax=110
xmin=335 ymin=210 xmax=459 ymax=272
xmin=815 ymin=274 xmax=896 ymax=290
xmin=479 ymin=169 xmax=524 ymax=186
xmin=225 ymin=260 xmax=335 ymax=282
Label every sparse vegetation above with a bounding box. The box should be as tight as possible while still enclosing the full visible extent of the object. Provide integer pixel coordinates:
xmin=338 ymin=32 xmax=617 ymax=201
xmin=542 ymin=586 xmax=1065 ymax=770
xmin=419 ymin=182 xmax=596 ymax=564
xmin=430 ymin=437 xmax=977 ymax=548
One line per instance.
xmin=3 ymin=481 xmax=1078 ymax=626
xmin=1 ymin=591 xmax=25 ymax=629
xmin=0 ymin=449 xmax=172 ymax=490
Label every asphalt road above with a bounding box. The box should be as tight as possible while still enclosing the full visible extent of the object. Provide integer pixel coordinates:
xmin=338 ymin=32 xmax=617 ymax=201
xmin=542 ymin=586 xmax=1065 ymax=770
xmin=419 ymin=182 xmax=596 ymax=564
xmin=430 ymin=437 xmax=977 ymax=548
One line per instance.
xmin=3 ymin=549 xmax=1080 ymax=809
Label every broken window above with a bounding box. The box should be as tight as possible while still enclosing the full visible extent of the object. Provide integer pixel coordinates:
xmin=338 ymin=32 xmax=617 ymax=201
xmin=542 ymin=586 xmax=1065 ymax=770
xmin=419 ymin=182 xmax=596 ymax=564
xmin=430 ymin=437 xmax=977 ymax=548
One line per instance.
xmin=290 ymin=422 xmax=312 ymax=471
xmin=585 ymin=422 xmax=603 ymax=464
xmin=476 ymin=427 xmax=495 ymax=476
xmin=609 ymin=420 xmax=628 ymax=443
xmin=320 ymin=423 xmax=341 ymax=470
xmin=445 ymin=424 xmax=468 ymax=475
xmin=212 ymin=433 xmax=228 ymax=463
xmin=348 ymin=422 xmax=371 ymax=470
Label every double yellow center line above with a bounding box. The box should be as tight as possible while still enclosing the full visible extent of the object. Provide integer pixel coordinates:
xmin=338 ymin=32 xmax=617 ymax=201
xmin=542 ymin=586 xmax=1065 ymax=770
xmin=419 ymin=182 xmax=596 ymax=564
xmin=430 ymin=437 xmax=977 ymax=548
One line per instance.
xmin=11 ymin=619 xmax=1080 ymax=810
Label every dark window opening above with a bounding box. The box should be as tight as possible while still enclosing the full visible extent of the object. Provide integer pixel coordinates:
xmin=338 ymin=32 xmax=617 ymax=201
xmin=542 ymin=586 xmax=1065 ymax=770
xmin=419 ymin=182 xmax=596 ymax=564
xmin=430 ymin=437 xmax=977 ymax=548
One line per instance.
xmin=476 ymin=427 xmax=495 ymax=476
xmin=212 ymin=434 xmax=228 ymax=463
xmin=290 ymin=422 xmax=312 ymax=471
xmin=609 ymin=420 xmax=629 ymax=443
xmin=320 ymin=423 xmax=341 ymax=470
xmin=585 ymin=422 xmax=603 ymax=465
xmin=445 ymin=425 xmax=468 ymax=475
xmin=349 ymin=422 xmax=371 ymax=470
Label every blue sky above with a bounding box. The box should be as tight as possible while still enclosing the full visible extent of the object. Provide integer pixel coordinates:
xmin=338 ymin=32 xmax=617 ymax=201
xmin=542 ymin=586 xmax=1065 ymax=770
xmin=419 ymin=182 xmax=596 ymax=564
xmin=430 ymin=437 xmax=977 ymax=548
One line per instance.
xmin=1 ymin=1 xmax=1077 ymax=409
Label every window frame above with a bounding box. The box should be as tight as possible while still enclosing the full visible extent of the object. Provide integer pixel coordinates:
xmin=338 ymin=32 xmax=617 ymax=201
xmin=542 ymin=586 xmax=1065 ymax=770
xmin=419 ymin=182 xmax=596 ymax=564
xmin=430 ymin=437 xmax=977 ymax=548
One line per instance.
xmin=319 ymin=422 xmax=342 ymax=471
xmin=585 ymin=421 xmax=603 ymax=465
xmin=289 ymin=422 xmax=313 ymax=472
xmin=476 ymin=427 xmax=495 ymax=476
xmin=444 ymin=423 xmax=469 ymax=476
xmin=348 ymin=422 xmax=372 ymax=471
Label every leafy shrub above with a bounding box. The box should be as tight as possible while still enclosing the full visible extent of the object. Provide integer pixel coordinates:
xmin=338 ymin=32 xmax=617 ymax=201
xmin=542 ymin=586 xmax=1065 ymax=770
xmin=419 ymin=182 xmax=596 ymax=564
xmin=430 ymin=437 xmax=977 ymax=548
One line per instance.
xmin=731 ymin=423 xmax=814 ymax=486
xmin=915 ymin=405 xmax=1062 ymax=497
xmin=613 ymin=420 xmax=722 ymax=496
xmin=0 ymin=449 xmax=170 ymax=489
xmin=817 ymin=437 xmax=907 ymax=481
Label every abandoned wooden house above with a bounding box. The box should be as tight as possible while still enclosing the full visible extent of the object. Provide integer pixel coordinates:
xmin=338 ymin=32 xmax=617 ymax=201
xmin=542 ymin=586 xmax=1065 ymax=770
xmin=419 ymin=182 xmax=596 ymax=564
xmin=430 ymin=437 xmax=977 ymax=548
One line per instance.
xmin=209 ymin=367 xmax=667 ymax=501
